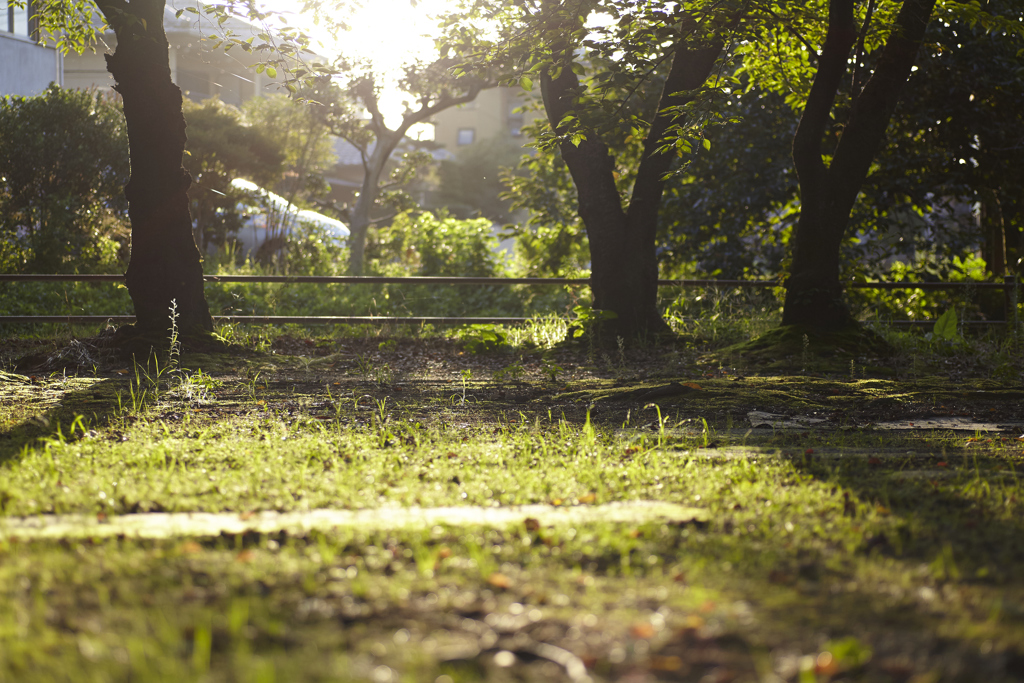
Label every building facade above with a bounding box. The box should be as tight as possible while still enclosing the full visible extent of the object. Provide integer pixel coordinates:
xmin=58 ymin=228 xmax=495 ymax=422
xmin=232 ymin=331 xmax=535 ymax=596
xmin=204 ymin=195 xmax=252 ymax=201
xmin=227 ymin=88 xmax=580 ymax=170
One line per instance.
xmin=63 ymin=2 xmax=275 ymax=107
xmin=432 ymin=86 xmax=540 ymax=152
xmin=0 ymin=1 xmax=62 ymax=97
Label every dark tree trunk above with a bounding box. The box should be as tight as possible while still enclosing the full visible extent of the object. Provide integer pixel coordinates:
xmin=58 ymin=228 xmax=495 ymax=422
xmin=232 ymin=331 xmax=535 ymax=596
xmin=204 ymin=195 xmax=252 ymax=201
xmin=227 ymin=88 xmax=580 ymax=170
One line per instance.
xmin=783 ymin=0 xmax=937 ymax=327
xmin=97 ymin=0 xmax=212 ymax=337
xmin=541 ymin=39 xmax=724 ymax=340
xmin=980 ymin=188 xmax=1007 ymax=277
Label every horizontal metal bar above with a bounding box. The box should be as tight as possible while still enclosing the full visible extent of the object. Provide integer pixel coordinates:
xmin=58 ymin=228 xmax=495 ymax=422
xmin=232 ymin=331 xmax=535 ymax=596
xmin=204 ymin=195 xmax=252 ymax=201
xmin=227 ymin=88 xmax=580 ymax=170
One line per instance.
xmin=0 ymin=315 xmax=532 ymax=326
xmin=0 ymin=274 xmax=1016 ymax=290
xmin=0 ymin=274 xmax=588 ymax=286
xmin=0 ymin=315 xmax=1011 ymax=327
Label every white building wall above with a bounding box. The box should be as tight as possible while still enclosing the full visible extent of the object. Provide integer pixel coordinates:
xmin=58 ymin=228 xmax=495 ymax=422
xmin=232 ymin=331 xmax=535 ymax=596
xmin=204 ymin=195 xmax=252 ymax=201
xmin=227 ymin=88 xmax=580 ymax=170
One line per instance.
xmin=0 ymin=33 xmax=61 ymax=96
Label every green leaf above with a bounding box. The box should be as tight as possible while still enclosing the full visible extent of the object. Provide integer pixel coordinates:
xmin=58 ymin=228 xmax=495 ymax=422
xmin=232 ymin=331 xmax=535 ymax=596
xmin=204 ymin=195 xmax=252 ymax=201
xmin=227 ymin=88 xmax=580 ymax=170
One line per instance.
xmin=266 ymin=66 xmax=278 ymax=79
xmin=521 ymin=76 xmax=533 ymax=91
xmin=702 ymin=138 xmax=711 ymax=151
xmin=933 ymin=309 xmax=958 ymax=340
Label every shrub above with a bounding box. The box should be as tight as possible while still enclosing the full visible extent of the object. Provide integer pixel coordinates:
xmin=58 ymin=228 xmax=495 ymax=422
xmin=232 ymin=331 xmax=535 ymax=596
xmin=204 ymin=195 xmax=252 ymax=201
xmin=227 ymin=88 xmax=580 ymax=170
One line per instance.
xmin=0 ymin=84 xmax=130 ymax=274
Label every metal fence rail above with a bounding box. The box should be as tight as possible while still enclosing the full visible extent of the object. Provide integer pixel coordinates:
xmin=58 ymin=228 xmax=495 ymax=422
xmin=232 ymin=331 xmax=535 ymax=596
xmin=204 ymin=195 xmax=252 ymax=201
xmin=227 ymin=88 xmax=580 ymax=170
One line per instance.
xmin=0 ymin=273 xmax=1016 ymax=289
xmin=0 ymin=273 xmax=1019 ymax=327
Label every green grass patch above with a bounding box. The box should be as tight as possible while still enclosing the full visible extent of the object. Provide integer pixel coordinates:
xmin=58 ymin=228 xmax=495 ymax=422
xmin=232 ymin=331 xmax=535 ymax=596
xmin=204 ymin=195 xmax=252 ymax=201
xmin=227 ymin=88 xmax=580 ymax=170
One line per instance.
xmin=1 ymin=328 xmax=1023 ymax=681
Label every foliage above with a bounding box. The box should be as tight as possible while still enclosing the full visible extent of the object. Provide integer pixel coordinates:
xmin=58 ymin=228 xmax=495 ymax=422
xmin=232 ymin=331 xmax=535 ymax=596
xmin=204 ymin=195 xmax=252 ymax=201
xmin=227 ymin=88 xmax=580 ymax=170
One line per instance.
xmin=499 ymin=120 xmax=591 ymax=278
xmin=372 ymin=211 xmax=508 ymax=278
xmin=0 ymin=85 xmax=129 ymax=274
xmin=859 ymin=2 xmax=1024 ymax=278
xmin=658 ymin=86 xmax=798 ymax=280
xmin=183 ymin=98 xmax=285 ymax=251
xmin=454 ymin=324 xmax=510 ymax=353
xmin=240 ymin=93 xmax=335 ymax=206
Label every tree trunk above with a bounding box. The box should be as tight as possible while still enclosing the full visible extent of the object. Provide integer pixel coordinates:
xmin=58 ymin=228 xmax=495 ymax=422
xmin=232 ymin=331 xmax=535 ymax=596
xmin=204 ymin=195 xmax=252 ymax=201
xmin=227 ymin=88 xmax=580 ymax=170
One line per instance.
xmin=541 ymin=39 xmax=724 ymax=340
xmin=783 ymin=0 xmax=937 ymax=327
xmin=98 ymin=0 xmax=212 ymax=337
xmin=346 ymin=129 xmax=400 ymax=275
xmin=980 ymin=188 xmax=1007 ymax=277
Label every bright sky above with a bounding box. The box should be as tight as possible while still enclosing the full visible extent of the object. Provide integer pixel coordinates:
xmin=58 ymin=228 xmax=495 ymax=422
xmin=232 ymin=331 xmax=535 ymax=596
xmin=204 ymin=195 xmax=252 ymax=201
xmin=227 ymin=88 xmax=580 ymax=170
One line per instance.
xmin=256 ymin=0 xmax=451 ymax=128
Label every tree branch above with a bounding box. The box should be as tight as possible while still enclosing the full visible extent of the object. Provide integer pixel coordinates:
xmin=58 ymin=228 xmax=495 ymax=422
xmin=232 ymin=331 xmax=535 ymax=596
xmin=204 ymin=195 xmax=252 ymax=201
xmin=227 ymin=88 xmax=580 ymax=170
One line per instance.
xmin=832 ymin=0 xmax=937 ymax=197
xmin=850 ymin=0 xmax=878 ymax=101
xmin=792 ymin=0 xmax=856 ymax=185
xmin=398 ymin=81 xmax=495 ymax=134
xmin=627 ymin=42 xmax=725 ymax=227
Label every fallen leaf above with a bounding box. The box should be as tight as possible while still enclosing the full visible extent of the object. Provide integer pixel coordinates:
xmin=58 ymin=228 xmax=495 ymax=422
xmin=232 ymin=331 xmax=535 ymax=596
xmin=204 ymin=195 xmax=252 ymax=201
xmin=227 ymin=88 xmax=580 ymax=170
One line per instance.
xmin=578 ymin=493 xmax=596 ymax=504
xmin=235 ymin=550 xmax=254 ymax=562
xmin=524 ymin=518 xmax=541 ymax=532
xmin=438 ymin=546 xmax=452 ymax=559
xmin=239 ymin=511 xmax=256 ymax=520
xmin=630 ymin=622 xmax=656 ymax=639
xmin=936 ymin=462 xmax=948 ymax=468
xmin=487 ymin=572 xmax=511 ymax=589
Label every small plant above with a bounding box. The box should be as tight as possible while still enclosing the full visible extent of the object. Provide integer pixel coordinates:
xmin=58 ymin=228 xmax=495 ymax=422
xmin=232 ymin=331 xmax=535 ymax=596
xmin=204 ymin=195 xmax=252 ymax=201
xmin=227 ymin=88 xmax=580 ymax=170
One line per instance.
xmin=456 ymin=324 xmax=509 ymax=354
xmin=541 ymin=357 xmax=564 ymax=383
xmin=928 ymin=308 xmax=960 ymax=342
xmin=801 ymin=333 xmax=810 ymax=373
xmin=355 ymin=354 xmax=374 ymax=381
xmin=567 ymin=305 xmax=618 ymax=339
xmin=167 ymin=299 xmax=181 ymax=375
xmin=373 ymin=363 xmax=394 ymax=386
xmin=244 ymin=368 xmax=264 ymax=403
xmin=493 ymin=358 xmax=526 ymax=383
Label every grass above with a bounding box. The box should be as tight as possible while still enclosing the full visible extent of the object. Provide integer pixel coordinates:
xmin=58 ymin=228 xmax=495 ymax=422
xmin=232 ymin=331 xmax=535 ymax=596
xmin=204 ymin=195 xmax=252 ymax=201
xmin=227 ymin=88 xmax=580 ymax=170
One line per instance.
xmin=0 ymin=320 xmax=1023 ymax=682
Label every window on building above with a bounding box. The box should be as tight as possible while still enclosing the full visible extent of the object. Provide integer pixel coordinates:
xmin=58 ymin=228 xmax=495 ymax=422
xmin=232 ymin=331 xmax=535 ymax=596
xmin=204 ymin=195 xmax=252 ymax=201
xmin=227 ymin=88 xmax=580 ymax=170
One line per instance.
xmin=456 ymin=127 xmax=475 ymax=146
xmin=6 ymin=1 xmax=33 ymax=36
xmin=508 ymin=112 xmax=524 ymax=138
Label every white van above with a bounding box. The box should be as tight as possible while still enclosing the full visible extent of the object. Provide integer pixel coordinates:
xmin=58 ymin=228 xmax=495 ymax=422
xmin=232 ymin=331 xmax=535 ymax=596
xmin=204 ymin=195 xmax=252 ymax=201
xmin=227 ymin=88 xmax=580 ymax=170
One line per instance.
xmin=229 ymin=178 xmax=350 ymax=259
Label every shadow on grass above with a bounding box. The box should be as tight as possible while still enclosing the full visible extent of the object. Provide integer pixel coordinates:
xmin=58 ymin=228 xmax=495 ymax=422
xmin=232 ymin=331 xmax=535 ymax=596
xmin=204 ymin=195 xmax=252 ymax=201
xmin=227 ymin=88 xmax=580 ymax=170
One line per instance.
xmin=0 ymin=376 xmax=128 ymax=467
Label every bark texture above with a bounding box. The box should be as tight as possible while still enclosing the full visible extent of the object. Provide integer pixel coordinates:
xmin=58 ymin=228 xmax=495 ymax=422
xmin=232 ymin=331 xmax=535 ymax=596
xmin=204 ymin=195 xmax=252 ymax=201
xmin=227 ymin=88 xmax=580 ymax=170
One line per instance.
xmin=541 ymin=38 xmax=724 ymax=340
xmin=97 ymin=0 xmax=212 ymax=336
xmin=783 ymin=0 xmax=937 ymax=327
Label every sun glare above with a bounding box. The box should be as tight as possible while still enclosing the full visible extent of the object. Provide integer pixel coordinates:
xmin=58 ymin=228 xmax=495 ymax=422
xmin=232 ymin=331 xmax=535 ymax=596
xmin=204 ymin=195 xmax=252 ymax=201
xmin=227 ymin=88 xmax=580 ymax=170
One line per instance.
xmin=255 ymin=0 xmax=451 ymax=127
xmin=260 ymin=0 xmax=447 ymax=70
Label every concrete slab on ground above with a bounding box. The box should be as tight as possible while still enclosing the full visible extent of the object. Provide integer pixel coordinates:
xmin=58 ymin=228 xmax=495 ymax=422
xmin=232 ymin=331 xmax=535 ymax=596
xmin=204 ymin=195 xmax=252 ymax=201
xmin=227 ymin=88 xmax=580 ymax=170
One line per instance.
xmin=0 ymin=501 xmax=708 ymax=541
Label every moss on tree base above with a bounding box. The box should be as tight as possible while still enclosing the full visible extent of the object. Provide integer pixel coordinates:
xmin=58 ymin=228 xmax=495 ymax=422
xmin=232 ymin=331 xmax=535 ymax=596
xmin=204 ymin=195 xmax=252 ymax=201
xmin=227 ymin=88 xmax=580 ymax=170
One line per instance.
xmin=714 ymin=323 xmax=894 ymax=374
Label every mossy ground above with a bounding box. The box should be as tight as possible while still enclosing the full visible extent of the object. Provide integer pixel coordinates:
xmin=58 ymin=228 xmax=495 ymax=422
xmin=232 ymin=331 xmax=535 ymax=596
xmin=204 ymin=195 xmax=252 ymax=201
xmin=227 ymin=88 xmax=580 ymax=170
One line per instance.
xmin=1 ymin=323 xmax=1023 ymax=682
